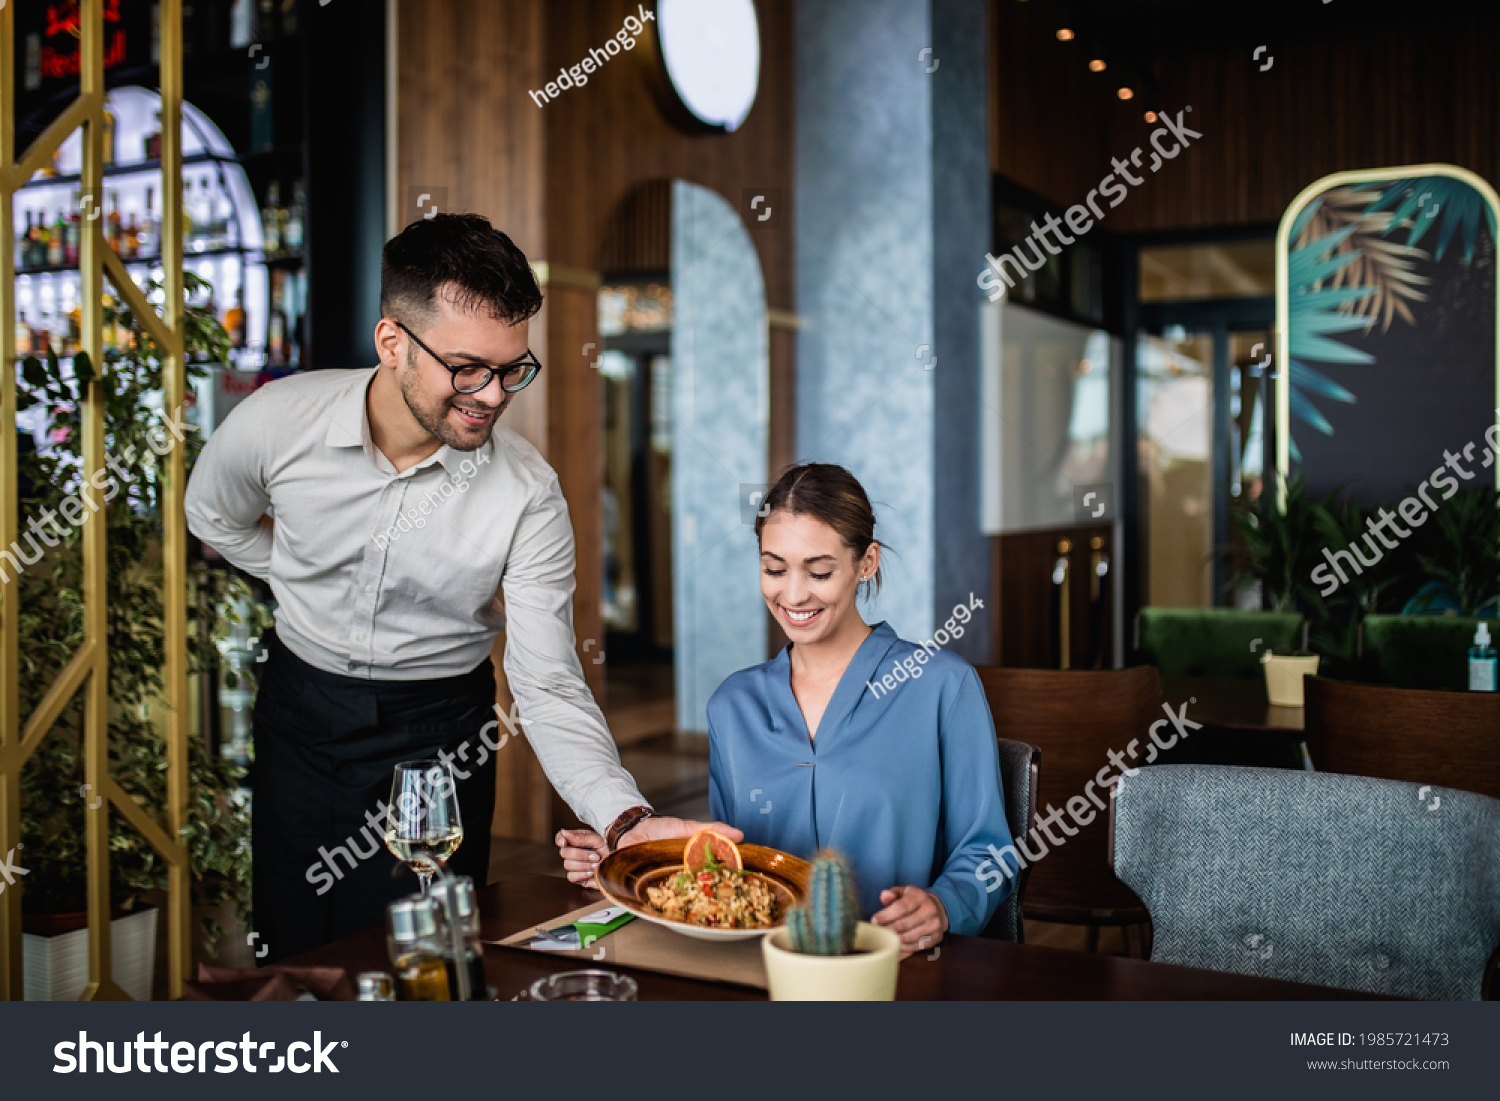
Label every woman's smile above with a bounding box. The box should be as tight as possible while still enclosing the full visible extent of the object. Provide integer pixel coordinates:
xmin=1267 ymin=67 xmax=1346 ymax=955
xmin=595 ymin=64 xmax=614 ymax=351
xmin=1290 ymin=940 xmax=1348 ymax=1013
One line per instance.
xmin=781 ymin=605 xmax=825 ymax=628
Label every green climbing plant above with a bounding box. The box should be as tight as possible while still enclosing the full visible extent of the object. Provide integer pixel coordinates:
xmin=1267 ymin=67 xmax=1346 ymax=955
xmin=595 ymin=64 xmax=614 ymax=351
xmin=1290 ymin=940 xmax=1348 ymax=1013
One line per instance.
xmin=10 ymin=272 xmax=261 ymax=947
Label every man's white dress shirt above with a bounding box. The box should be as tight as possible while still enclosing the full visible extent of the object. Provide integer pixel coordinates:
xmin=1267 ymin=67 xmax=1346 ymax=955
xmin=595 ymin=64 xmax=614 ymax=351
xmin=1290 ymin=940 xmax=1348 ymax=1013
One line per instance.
xmin=185 ymin=367 xmax=647 ymax=832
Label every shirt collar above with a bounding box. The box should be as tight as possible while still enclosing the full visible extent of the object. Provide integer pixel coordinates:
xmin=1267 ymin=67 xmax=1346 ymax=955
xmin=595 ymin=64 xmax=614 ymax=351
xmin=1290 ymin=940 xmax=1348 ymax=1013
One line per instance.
xmin=323 ymin=367 xmax=486 ymax=478
xmin=771 ymin=621 xmax=901 ymax=738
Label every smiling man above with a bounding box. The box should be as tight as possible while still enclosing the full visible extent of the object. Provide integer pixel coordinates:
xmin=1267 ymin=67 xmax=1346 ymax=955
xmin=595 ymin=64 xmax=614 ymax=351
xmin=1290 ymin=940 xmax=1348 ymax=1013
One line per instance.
xmin=186 ymin=214 xmax=737 ymax=960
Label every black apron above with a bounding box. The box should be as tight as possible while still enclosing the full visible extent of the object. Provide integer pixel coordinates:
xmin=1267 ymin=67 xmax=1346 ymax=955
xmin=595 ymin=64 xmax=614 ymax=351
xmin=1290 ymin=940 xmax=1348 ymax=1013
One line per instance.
xmin=250 ymin=629 xmax=498 ymax=963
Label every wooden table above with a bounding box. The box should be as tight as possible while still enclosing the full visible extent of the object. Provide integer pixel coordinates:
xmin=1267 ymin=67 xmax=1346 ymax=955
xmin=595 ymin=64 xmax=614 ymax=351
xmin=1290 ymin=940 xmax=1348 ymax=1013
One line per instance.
xmin=1156 ymin=675 xmax=1309 ymax=769
xmin=1160 ymin=675 xmax=1305 ymax=733
xmin=279 ymin=874 xmax=1382 ymax=1000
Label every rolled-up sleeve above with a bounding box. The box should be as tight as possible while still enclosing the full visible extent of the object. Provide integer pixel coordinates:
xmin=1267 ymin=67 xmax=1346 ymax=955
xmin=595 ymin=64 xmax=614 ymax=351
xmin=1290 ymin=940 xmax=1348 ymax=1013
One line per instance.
xmin=185 ymin=397 xmax=274 ymax=579
xmin=927 ymin=668 xmax=1017 ymax=935
xmin=500 ymin=474 xmax=647 ymax=833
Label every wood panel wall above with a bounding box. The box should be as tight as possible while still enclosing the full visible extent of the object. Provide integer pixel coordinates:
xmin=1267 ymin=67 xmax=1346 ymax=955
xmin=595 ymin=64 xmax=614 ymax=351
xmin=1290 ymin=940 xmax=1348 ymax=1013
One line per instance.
xmin=396 ymin=0 xmax=795 ymax=840
xmin=991 ymin=0 xmax=1500 ymax=233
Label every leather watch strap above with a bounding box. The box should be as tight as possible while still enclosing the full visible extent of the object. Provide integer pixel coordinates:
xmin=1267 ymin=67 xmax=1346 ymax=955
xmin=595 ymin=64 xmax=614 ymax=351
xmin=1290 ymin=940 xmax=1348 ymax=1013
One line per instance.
xmin=604 ymin=805 xmax=657 ymax=851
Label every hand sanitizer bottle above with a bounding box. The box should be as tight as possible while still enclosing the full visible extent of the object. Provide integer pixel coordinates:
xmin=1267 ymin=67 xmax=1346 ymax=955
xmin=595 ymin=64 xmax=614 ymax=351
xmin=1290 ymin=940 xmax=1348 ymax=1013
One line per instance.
xmin=1470 ymin=623 xmax=1497 ymax=692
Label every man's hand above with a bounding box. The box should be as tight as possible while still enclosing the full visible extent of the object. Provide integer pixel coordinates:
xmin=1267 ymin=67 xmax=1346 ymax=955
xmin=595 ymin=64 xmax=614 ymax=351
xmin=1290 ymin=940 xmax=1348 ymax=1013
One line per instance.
xmin=555 ymin=819 xmax=744 ymax=889
xmin=556 ymin=828 xmax=608 ymax=888
xmin=619 ymin=817 xmax=744 ymax=849
xmin=871 ymin=885 xmax=949 ymax=958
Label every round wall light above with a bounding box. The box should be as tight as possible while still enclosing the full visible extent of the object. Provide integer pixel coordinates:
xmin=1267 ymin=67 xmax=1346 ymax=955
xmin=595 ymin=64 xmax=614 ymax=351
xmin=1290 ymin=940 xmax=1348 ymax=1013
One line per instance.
xmin=1088 ymin=58 xmax=1106 ymax=72
xmin=654 ymin=0 xmax=761 ymax=133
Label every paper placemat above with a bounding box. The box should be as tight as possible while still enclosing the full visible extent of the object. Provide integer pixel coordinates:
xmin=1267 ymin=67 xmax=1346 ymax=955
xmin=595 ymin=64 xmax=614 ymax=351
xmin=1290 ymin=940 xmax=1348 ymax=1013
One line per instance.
xmin=491 ymin=902 xmax=769 ymax=990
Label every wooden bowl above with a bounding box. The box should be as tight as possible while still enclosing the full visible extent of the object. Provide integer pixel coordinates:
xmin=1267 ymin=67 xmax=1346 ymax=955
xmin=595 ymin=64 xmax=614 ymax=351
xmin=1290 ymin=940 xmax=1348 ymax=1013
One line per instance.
xmin=594 ymin=838 xmax=812 ymax=941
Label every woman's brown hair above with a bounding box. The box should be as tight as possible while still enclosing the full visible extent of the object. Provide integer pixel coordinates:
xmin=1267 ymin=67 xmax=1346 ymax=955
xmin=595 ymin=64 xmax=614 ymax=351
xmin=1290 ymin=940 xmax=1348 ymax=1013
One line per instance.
xmin=753 ymin=464 xmax=884 ymax=597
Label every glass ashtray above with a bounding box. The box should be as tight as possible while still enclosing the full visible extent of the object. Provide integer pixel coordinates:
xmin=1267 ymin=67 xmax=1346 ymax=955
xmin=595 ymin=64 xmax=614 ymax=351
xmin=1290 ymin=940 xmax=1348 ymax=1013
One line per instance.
xmin=514 ymin=969 xmax=638 ymax=1001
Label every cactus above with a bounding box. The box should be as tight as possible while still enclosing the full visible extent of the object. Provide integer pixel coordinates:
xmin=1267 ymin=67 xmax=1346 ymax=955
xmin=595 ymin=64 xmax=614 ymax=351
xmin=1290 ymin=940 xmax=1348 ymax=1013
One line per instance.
xmin=786 ymin=851 xmax=858 ymax=955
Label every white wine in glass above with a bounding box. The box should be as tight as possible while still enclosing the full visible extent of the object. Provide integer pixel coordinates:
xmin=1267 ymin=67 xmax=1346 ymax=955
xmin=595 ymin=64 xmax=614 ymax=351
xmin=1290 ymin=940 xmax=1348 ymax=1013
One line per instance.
xmin=386 ymin=759 xmax=464 ymax=893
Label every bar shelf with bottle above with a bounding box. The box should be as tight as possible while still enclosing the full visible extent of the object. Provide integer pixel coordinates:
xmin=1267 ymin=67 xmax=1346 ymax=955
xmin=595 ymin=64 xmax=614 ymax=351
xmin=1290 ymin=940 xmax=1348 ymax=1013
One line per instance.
xmin=11 ymin=85 xmax=305 ymax=371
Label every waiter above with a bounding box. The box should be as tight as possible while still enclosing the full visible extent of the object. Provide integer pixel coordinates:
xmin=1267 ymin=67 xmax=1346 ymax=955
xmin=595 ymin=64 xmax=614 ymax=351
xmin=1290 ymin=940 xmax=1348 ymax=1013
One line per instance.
xmin=187 ymin=213 xmax=739 ymax=961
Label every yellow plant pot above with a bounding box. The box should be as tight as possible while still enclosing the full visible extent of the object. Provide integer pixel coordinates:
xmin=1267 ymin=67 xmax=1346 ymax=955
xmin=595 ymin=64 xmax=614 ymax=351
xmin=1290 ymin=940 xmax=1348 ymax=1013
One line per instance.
xmin=1263 ymin=654 xmax=1320 ymax=707
xmin=761 ymin=921 xmax=900 ymax=1001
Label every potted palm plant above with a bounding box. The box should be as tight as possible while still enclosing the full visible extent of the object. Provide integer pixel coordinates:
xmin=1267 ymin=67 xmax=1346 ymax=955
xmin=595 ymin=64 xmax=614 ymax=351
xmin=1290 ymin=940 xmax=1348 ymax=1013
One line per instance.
xmin=761 ymin=852 xmax=900 ymax=1001
xmin=13 ymin=274 xmax=261 ymax=999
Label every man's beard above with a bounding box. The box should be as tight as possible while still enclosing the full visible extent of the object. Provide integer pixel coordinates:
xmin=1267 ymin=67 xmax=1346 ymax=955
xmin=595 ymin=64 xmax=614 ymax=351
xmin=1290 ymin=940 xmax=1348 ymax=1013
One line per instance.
xmin=398 ymin=348 xmax=500 ymax=451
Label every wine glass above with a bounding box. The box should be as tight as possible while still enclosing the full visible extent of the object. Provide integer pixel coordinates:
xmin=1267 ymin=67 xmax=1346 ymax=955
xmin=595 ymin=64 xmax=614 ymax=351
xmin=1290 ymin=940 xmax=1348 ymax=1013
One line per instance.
xmin=385 ymin=759 xmax=464 ymax=894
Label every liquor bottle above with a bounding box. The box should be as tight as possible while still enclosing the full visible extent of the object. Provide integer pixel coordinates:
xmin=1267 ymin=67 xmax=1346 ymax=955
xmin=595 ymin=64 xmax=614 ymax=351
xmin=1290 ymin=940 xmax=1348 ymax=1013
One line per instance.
xmin=66 ymin=200 xmax=81 ymax=267
xmin=67 ymin=299 xmax=82 ymax=356
xmin=138 ymin=187 xmax=159 ymax=257
xmin=267 ymin=270 xmax=287 ymax=364
xmin=261 ymin=182 xmax=283 ymax=255
xmin=180 ymin=181 xmax=196 ymax=250
xmin=257 ymin=0 xmax=277 ymax=41
xmin=230 ymin=0 xmax=253 ymax=49
xmin=102 ymin=105 xmax=116 ymax=167
xmin=250 ymin=67 xmax=275 ymax=153
xmin=225 ymin=286 xmax=247 ymax=349
xmin=48 ymin=212 xmax=66 ymax=267
xmin=145 ymin=112 xmax=162 ymax=163
xmin=286 ymin=270 xmax=304 ymax=367
xmin=215 ymin=181 xmax=239 ymax=248
xmin=15 ymin=313 xmax=32 ymax=356
xmin=18 ymin=211 xmax=33 ymax=269
xmin=283 ymin=180 xmax=305 ymax=253
xmin=188 ymin=180 xmax=211 ymax=252
xmin=106 ymin=191 xmax=122 ymax=253
xmin=124 ymin=213 xmax=140 ymax=260
xmin=151 ymin=2 xmax=161 ymax=64
xmin=27 ymin=212 xmax=45 ymax=269
xmin=24 ymin=32 xmax=41 ymax=92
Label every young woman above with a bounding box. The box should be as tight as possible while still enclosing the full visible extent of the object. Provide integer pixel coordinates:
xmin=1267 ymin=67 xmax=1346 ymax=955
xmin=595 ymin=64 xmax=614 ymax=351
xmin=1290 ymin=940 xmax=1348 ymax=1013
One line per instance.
xmin=558 ymin=464 xmax=1017 ymax=954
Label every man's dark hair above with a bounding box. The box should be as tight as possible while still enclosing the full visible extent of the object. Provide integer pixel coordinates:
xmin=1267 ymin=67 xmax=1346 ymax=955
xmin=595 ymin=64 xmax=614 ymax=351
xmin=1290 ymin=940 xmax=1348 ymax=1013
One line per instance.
xmin=380 ymin=213 xmax=543 ymax=327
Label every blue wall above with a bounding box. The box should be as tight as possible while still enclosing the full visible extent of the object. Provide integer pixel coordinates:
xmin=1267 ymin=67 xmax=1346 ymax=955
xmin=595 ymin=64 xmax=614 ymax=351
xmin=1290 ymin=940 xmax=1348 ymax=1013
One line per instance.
xmin=794 ymin=0 xmax=992 ymax=657
xmin=671 ymin=181 xmax=770 ymax=729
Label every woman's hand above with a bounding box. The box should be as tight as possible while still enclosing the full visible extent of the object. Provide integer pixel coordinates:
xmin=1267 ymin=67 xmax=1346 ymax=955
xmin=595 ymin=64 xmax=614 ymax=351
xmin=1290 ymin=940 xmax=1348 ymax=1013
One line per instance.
xmin=555 ymin=828 xmax=608 ymax=888
xmin=872 ymin=885 xmax=949 ymax=958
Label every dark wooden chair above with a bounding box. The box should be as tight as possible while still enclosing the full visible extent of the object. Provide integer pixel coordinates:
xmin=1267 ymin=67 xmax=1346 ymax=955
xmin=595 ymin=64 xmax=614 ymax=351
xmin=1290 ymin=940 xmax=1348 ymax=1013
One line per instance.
xmin=1304 ymin=677 xmax=1500 ymax=801
xmin=981 ymin=737 xmax=1040 ymax=942
xmin=975 ymin=666 xmax=1160 ymax=954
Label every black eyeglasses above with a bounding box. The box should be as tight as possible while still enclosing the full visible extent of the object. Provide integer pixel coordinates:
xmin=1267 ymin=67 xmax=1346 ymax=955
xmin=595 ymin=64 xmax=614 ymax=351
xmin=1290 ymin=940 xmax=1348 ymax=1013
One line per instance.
xmin=395 ymin=321 xmax=542 ymax=394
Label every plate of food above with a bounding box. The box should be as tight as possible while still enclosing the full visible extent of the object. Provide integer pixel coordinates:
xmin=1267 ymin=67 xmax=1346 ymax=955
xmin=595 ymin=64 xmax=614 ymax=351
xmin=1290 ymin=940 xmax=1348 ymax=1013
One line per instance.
xmin=593 ymin=829 xmax=812 ymax=941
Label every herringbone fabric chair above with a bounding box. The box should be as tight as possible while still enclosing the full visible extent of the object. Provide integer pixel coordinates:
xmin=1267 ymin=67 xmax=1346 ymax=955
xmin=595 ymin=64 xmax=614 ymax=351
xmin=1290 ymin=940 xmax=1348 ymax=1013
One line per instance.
xmin=1111 ymin=764 xmax=1500 ymax=999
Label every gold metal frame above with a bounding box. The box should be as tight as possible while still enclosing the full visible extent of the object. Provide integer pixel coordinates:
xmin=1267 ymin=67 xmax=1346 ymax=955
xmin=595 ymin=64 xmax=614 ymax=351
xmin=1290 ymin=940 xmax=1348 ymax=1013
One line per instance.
xmin=1 ymin=0 xmax=190 ymax=1001
xmin=1274 ymin=163 xmax=1500 ymax=510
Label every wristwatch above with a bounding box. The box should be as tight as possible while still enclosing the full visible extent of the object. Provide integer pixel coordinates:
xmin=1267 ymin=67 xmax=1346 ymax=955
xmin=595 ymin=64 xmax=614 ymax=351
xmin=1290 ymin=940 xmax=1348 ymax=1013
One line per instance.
xmin=605 ymin=805 xmax=657 ymax=851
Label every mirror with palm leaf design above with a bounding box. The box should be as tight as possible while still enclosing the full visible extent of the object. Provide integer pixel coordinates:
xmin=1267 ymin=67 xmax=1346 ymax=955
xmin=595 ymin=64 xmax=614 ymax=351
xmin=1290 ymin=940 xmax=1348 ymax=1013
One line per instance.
xmin=1274 ymin=165 xmax=1500 ymax=510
